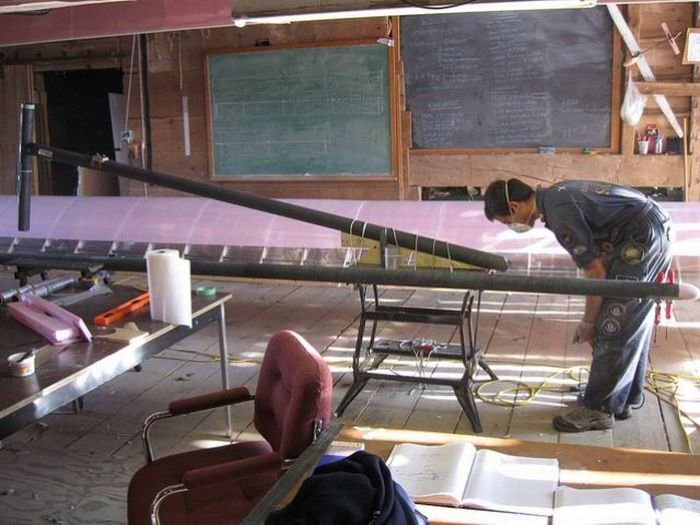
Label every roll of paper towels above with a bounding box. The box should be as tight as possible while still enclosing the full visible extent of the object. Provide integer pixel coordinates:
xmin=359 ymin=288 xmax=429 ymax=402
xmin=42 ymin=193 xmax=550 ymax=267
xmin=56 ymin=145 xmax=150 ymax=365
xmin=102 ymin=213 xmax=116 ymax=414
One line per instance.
xmin=146 ymin=249 xmax=192 ymax=327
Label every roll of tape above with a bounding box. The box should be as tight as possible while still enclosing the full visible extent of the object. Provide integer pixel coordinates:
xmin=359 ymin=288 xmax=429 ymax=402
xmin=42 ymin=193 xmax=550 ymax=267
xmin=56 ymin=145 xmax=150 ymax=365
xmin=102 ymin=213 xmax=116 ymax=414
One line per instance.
xmin=196 ymin=286 xmax=217 ymax=297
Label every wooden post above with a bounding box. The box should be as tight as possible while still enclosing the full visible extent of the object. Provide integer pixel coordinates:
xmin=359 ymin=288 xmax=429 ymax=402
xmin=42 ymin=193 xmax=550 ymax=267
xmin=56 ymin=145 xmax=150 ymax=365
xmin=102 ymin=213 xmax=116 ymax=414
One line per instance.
xmin=689 ymin=5 xmax=700 ymax=200
xmin=620 ymin=5 xmax=642 ymax=158
xmin=684 ymin=118 xmax=689 ymax=201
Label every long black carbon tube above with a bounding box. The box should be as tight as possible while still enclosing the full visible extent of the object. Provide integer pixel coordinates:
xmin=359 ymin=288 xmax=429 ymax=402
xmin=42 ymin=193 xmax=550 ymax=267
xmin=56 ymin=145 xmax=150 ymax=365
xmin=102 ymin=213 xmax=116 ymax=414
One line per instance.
xmin=0 ymin=252 xmax=680 ymax=299
xmin=17 ymin=103 xmax=35 ymax=231
xmin=23 ymin=143 xmax=510 ymax=272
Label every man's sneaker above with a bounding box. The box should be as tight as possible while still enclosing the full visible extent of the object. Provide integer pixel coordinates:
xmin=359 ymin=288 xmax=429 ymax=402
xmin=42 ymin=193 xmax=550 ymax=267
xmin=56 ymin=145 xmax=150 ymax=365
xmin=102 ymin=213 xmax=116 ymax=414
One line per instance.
xmin=553 ymin=407 xmax=614 ymax=432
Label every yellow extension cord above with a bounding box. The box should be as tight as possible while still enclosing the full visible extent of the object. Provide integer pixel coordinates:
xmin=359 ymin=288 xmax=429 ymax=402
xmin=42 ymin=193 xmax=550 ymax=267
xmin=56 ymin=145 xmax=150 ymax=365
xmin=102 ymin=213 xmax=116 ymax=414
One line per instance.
xmin=475 ymin=365 xmax=700 ymax=453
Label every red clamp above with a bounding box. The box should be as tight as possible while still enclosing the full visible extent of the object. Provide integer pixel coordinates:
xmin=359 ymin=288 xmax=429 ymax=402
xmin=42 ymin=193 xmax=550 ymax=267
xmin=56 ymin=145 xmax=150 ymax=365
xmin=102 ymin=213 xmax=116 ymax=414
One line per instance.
xmin=665 ymin=269 xmax=675 ymax=320
xmin=655 ymin=269 xmax=674 ymax=326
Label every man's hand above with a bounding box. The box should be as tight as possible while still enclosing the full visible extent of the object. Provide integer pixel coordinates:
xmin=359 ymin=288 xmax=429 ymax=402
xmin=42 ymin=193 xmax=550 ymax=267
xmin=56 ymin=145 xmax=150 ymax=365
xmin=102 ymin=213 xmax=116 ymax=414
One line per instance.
xmin=572 ymin=320 xmax=596 ymax=345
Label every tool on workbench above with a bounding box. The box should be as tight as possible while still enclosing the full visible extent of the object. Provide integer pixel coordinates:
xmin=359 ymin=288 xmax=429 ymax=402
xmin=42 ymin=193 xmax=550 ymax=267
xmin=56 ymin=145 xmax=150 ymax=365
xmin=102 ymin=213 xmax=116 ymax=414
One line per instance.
xmin=16 ymin=347 xmax=36 ymax=363
xmin=94 ymin=322 xmax=149 ymax=344
xmin=93 ymin=292 xmax=150 ymax=326
xmin=52 ymin=280 xmax=113 ymax=307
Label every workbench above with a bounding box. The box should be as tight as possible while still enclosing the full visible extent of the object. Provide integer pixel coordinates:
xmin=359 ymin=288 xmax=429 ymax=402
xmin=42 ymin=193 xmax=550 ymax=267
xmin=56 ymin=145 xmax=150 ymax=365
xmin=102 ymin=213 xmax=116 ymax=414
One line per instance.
xmin=0 ymin=285 xmax=232 ymax=441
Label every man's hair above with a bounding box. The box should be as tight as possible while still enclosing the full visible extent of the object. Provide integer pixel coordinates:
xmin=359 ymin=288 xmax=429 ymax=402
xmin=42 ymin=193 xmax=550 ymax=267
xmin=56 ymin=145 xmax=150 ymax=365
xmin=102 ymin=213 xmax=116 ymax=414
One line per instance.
xmin=483 ymin=178 xmax=534 ymax=221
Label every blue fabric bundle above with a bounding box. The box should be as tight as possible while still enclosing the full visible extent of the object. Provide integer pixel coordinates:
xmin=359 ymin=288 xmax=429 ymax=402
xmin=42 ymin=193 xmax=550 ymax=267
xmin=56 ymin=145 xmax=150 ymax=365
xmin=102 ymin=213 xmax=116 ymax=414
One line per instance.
xmin=264 ymin=450 xmax=428 ymax=525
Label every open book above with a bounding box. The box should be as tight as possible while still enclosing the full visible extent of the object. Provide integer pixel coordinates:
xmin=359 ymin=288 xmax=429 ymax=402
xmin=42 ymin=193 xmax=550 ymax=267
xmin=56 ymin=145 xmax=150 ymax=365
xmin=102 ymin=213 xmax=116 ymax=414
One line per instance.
xmin=554 ymin=486 xmax=700 ymax=525
xmin=386 ymin=441 xmax=559 ymax=516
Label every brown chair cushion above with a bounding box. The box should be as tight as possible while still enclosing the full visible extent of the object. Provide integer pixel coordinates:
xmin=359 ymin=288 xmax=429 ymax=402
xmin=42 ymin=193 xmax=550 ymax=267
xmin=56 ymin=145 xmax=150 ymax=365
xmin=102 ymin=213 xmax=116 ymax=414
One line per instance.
xmin=127 ymin=440 xmax=272 ymax=525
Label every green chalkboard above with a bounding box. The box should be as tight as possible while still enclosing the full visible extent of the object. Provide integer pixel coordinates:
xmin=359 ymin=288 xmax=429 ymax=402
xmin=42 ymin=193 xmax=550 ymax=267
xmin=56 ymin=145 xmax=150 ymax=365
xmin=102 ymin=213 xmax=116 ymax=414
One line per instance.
xmin=206 ymin=42 xmax=392 ymax=178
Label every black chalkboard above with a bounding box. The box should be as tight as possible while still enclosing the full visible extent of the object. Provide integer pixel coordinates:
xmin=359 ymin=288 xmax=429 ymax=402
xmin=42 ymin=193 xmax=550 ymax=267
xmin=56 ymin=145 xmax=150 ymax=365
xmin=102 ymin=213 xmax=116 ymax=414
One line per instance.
xmin=206 ymin=42 xmax=392 ymax=178
xmin=401 ymin=8 xmax=614 ymax=150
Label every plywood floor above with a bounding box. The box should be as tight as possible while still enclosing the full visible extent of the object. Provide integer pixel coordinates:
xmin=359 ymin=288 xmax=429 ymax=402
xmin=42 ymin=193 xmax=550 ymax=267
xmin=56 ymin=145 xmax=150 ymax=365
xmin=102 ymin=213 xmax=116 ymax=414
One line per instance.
xmin=0 ymin=272 xmax=699 ymax=524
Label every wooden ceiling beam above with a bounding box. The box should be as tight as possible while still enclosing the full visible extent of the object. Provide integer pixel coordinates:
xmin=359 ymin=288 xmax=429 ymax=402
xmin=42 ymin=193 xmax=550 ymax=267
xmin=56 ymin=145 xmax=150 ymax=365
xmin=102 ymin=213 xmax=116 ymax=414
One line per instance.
xmin=636 ymin=81 xmax=700 ymax=96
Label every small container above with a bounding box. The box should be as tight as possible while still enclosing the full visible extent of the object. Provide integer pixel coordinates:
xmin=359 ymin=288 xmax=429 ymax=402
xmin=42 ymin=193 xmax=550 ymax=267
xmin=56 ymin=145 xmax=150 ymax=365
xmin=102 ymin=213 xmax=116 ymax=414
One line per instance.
xmin=655 ymin=135 xmax=664 ymax=154
xmin=8 ymin=351 xmax=36 ymax=377
xmin=637 ymin=140 xmax=649 ymax=155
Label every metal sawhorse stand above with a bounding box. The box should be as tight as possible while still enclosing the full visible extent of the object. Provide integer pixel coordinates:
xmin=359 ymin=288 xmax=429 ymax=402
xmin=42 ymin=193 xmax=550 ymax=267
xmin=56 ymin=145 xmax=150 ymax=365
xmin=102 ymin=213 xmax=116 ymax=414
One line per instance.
xmin=334 ymin=283 xmax=497 ymax=433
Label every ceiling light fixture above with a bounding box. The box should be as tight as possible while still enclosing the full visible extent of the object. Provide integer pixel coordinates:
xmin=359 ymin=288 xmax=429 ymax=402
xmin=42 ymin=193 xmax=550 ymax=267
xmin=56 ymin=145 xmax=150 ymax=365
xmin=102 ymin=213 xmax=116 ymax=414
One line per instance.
xmin=232 ymin=0 xmax=596 ymax=27
xmin=0 ymin=0 xmax=133 ymax=15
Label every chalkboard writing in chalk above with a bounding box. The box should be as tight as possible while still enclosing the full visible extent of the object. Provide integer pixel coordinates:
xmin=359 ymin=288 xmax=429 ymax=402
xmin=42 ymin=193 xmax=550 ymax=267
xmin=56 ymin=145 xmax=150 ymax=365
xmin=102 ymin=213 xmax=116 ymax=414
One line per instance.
xmin=206 ymin=42 xmax=392 ymax=178
xmin=401 ymin=8 xmax=615 ymax=151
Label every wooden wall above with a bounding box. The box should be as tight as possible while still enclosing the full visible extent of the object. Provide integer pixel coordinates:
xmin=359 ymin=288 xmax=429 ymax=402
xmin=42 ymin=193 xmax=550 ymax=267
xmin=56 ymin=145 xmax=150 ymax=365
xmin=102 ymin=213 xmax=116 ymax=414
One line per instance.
xmin=1 ymin=4 xmax=699 ymax=201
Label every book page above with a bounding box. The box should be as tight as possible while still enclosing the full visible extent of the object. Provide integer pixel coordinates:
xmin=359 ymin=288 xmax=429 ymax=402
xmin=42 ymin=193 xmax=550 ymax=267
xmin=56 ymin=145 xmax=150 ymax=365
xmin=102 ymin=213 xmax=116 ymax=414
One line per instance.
xmin=554 ymin=486 xmax=656 ymax=525
xmin=386 ymin=441 xmax=477 ymax=506
xmin=461 ymin=449 xmax=559 ymax=516
xmin=655 ymin=493 xmax=700 ymax=525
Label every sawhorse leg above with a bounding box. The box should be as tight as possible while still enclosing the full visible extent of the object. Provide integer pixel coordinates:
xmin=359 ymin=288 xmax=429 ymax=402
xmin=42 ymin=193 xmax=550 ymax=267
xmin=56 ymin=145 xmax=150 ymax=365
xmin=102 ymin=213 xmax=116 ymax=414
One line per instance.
xmin=334 ymin=376 xmax=370 ymax=417
xmin=453 ymin=378 xmax=482 ymax=433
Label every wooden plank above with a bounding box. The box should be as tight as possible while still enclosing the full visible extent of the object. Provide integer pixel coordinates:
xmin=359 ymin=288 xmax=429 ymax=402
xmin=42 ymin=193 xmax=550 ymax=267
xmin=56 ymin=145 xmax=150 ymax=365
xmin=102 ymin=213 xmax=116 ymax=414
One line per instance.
xmin=388 ymin=32 xmax=402 ymax=197
xmin=467 ymin=291 xmax=538 ymax=437
xmin=688 ymin=3 xmax=700 ymax=158
xmin=620 ymin=1 xmax=638 ymax=162
xmin=636 ymin=81 xmax=700 ymax=96
xmin=634 ymin=313 xmax=694 ymax=452
xmin=659 ymin=296 xmax=700 ymax=454
xmin=688 ymin=5 xmax=700 ymax=198
xmin=508 ymin=292 xmax=572 ymax=443
xmin=408 ymin=151 xmax=686 ymax=189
